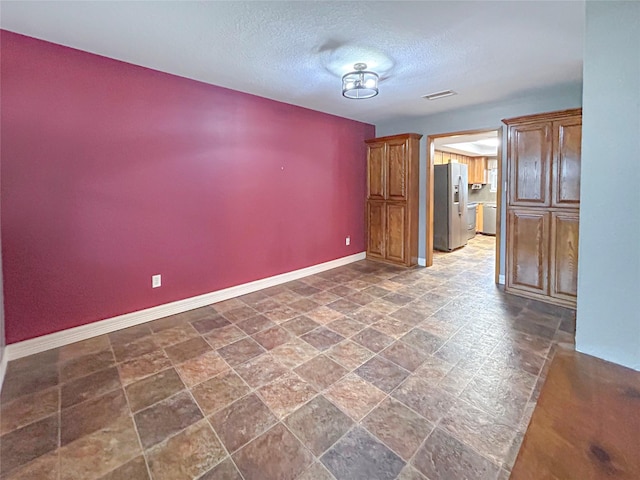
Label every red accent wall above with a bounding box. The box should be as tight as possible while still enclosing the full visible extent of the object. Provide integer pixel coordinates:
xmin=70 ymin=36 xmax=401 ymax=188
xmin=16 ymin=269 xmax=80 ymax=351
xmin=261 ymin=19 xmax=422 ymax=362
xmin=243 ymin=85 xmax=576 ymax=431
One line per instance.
xmin=0 ymin=31 xmax=374 ymax=344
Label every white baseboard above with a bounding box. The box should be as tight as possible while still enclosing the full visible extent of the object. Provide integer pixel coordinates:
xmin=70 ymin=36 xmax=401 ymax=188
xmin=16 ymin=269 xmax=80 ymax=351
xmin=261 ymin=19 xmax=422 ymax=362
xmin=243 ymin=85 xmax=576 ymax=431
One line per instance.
xmin=5 ymin=252 xmax=366 ymax=361
xmin=418 ymin=257 xmax=427 ymax=267
xmin=499 ymin=274 xmax=505 ymax=285
xmin=0 ymin=348 xmax=7 ymax=396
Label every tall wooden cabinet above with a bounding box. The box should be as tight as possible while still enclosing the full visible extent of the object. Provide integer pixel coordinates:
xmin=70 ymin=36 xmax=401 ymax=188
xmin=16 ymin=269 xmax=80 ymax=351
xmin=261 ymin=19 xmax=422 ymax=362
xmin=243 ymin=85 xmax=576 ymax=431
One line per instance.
xmin=365 ymin=133 xmax=421 ymax=267
xmin=503 ymin=109 xmax=581 ymax=308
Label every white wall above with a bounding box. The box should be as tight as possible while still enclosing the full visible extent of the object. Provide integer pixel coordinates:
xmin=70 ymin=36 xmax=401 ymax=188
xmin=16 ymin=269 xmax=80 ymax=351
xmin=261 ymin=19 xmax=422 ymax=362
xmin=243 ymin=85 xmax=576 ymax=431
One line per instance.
xmin=376 ymin=83 xmax=583 ymax=275
xmin=576 ymin=1 xmax=640 ymax=370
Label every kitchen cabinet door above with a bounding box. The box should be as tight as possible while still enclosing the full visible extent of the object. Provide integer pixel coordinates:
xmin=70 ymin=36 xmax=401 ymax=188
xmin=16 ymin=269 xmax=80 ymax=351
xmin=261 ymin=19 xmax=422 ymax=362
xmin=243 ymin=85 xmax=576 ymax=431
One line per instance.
xmin=466 ymin=158 xmax=475 ymax=183
xmin=468 ymin=157 xmax=484 ymax=184
xmin=506 ymin=209 xmax=550 ymax=296
xmin=367 ymin=201 xmax=385 ymax=259
xmin=367 ymin=142 xmax=386 ymax=200
xmin=508 ymin=123 xmax=552 ymax=207
xmin=477 ymin=157 xmax=487 ymax=184
xmin=434 ymin=151 xmax=443 ymax=165
xmin=552 ymin=116 xmax=582 ymax=208
xmin=467 ymin=158 xmax=475 ymax=184
xmin=476 ymin=204 xmax=484 ymax=232
xmin=387 ymin=139 xmax=408 ymax=201
xmin=385 ymin=203 xmax=406 ymax=264
xmin=550 ymin=211 xmax=579 ymax=304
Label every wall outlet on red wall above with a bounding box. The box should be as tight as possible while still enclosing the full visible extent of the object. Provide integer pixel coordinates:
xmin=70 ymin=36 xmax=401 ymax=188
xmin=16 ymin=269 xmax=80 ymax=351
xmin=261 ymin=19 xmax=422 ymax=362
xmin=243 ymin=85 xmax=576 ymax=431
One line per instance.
xmin=345 ymin=236 xmax=351 ymax=246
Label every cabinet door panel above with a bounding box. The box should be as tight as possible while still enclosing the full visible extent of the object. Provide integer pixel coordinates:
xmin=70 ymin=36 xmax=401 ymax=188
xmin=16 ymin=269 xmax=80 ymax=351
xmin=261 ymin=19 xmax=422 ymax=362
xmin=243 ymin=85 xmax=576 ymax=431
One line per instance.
xmin=385 ymin=203 xmax=406 ymax=264
xmin=509 ymin=124 xmax=551 ymax=207
xmin=477 ymin=157 xmax=487 ymax=184
xmin=468 ymin=157 xmax=486 ymax=184
xmin=506 ymin=209 xmax=549 ymax=295
xmin=387 ymin=139 xmax=407 ymax=201
xmin=367 ymin=143 xmax=386 ymax=200
xmin=367 ymin=202 xmax=385 ymax=259
xmin=550 ymin=212 xmax=579 ymax=303
xmin=553 ymin=117 xmax=582 ymax=207
xmin=467 ymin=158 xmax=475 ymax=184
xmin=472 ymin=157 xmax=479 ymax=184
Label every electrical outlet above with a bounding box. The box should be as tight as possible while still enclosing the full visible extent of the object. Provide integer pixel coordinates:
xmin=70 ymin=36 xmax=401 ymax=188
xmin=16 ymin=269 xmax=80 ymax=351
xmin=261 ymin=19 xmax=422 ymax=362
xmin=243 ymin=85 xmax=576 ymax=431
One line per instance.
xmin=345 ymin=236 xmax=351 ymax=246
xmin=152 ymin=274 xmax=161 ymax=288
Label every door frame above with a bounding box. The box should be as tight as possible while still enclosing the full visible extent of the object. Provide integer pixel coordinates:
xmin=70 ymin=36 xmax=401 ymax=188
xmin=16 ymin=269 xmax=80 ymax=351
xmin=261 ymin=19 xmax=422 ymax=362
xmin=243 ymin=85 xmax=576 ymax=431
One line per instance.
xmin=426 ymin=127 xmax=503 ymax=284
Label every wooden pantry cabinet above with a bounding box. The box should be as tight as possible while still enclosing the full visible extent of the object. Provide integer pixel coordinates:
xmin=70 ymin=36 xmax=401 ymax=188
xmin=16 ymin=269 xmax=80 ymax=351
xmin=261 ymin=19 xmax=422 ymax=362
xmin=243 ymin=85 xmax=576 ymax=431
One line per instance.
xmin=503 ymin=109 xmax=581 ymax=308
xmin=365 ymin=133 xmax=422 ymax=267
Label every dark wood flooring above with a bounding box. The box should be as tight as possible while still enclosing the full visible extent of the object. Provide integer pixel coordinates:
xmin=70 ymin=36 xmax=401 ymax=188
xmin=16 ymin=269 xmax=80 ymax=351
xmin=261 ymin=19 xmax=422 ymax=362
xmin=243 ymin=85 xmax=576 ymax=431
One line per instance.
xmin=511 ymin=348 xmax=640 ymax=480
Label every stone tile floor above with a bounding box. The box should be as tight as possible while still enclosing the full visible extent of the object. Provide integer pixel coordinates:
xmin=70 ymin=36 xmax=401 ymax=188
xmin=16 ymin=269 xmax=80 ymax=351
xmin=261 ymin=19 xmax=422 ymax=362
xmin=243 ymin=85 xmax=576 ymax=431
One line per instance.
xmin=0 ymin=235 xmax=576 ymax=480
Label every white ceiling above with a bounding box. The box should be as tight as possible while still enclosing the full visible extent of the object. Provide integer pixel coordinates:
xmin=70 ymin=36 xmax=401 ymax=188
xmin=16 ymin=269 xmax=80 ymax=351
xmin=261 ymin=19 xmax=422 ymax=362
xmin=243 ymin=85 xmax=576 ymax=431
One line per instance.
xmin=0 ymin=1 xmax=585 ymax=124
xmin=435 ymin=131 xmax=499 ymax=156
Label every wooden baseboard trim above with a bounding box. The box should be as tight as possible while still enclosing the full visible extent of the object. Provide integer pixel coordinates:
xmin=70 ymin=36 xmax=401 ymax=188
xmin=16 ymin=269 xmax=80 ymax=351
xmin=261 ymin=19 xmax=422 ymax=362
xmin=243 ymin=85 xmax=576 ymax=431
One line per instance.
xmin=5 ymin=252 xmax=366 ymax=361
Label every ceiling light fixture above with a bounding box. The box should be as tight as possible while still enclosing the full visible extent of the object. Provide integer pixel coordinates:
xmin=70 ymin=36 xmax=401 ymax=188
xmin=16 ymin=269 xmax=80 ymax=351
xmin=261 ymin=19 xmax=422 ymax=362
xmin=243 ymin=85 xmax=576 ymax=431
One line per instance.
xmin=422 ymin=90 xmax=457 ymax=100
xmin=342 ymin=63 xmax=379 ymax=99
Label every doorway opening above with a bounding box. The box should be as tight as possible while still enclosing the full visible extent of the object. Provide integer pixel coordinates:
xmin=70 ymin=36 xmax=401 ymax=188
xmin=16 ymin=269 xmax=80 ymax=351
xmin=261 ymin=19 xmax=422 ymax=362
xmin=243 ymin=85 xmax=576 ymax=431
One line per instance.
xmin=425 ymin=128 xmax=503 ymax=284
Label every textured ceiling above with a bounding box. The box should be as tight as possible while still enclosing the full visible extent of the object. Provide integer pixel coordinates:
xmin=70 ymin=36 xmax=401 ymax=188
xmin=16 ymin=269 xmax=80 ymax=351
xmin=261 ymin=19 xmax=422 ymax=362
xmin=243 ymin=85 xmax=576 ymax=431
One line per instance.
xmin=0 ymin=1 xmax=585 ymax=124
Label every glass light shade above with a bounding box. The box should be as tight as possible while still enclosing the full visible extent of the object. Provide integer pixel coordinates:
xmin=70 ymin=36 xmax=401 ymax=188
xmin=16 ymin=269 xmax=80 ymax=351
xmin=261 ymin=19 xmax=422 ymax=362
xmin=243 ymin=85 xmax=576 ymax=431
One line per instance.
xmin=342 ymin=64 xmax=379 ymax=99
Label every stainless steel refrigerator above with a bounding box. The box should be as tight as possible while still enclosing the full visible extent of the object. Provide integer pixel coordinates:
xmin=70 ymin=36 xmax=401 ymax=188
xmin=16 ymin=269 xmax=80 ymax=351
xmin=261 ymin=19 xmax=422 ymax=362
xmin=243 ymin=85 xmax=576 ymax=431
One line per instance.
xmin=434 ymin=163 xmax=468 ymax=251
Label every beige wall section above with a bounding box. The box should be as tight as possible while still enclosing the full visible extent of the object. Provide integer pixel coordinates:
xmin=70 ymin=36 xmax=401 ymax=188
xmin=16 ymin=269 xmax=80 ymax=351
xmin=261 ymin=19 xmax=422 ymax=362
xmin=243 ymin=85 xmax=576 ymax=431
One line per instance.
xmin=375 ymin=83 xmax=583 ymax=273
xmin=576 ymin=1 xmax=640 ymax=370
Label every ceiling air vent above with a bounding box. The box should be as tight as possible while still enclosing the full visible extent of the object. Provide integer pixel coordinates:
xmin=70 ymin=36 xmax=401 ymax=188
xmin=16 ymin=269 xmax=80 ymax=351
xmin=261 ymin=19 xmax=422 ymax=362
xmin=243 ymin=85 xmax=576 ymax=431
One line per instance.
xmin=422 ymin=90 xmax=457 ymax=100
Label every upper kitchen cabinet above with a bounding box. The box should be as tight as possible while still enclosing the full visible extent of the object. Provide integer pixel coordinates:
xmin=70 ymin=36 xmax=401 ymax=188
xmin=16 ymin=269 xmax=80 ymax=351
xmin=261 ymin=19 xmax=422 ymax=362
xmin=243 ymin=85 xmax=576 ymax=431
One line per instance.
xmin=365 ymin=133 xmax=421 ymax=267
xmin=367 ymin=142 xmax=386 ymax=200
xmin=552 ymin=115 xmax=582 ymax=207
xmin=366 ymin=133 xmax=421 ymax=204
xmin=469 ymin=156 xmax=488 ymax=184
xmin=506 ymin=122 xmax=552 ymax=207
xmin=387 ymin=138 xmax=410 ymax=201
xmin=505 ymin=109 xmax=582 ymax=209
xmin=433 ymin=151 xmax=487 ymax=184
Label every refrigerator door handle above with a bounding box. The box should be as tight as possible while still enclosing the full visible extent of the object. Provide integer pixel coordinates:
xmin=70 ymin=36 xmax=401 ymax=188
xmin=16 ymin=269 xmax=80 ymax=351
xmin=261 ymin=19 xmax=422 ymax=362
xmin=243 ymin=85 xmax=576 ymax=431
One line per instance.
xmin=457 ymin=176 xmax=463 ymax=216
